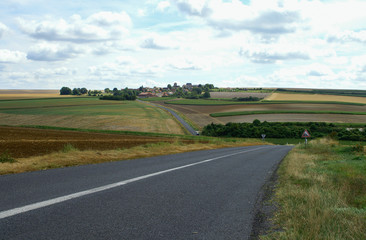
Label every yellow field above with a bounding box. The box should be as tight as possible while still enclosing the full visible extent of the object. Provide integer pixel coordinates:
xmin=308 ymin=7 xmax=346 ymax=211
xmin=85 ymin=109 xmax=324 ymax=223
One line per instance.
xmin=0 ymin=89 xmax=68 ymax=99
xmin=267 ymin=93 xmax=366 ymax=104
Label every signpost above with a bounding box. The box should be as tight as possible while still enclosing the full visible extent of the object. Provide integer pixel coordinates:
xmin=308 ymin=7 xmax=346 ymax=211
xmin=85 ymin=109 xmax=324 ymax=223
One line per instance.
xmin=261 ymin=134 xmax=266 ymax=141
xmin=302 ymin=129 xmax=311 ymax=146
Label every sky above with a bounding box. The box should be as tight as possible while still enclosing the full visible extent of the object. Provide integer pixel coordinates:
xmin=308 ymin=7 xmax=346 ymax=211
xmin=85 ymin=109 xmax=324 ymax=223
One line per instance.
xmin=1 ymin=0 xmax=366 ymax=90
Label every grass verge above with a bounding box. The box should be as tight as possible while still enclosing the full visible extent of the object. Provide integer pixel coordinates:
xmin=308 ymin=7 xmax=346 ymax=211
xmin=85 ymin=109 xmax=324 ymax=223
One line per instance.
xmin=261 ymin=138 xmax=366 ymax=239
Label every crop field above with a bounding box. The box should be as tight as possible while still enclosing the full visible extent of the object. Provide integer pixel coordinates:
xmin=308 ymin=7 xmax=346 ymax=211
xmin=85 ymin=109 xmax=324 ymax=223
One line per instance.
xmin=0 ymin=98 xmax=184 ymax=134
xmin=0 ymin=89 xmax=66 ymax=99
xmin=267 ymin=93 xmax=366 ymax=104
xmin=156 ymin=100 xmax=366 ymax=128
xmin=0 ymin=126 xmax=185 ymax=158
xmin=209 ymin=92 xmax=270 ymax=99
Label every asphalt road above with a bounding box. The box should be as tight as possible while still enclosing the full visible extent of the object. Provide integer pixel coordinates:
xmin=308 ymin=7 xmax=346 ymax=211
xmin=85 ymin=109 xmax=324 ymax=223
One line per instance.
xmin=0 ymin=145 xmax=292 ymax=240
xmin=137 ymin=99 xmax=197 ymax=135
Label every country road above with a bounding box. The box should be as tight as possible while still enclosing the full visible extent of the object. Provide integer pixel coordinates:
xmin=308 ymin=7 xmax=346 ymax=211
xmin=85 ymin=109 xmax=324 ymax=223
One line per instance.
xmin=0 ymin=145 xmax=292 ymax=239
xmin=137 ymin=99 xmax=198 ymax=135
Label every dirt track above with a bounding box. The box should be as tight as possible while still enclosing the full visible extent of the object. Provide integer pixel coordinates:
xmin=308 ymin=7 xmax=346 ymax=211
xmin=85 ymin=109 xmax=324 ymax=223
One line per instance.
xmin=0 ymin=126 xmax=187 ymax=158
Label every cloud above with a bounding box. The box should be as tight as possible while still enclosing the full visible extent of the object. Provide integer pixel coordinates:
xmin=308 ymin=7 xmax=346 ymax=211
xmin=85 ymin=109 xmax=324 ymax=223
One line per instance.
xmin=0 ymin=22 xmax=8 ymax=38
xmin=0 ymin=49 xmax=26 ymax=63
xmin=157 ymin=1 xmax=171 ymax=12
xmin=27 ymin=43 xmax=83 ymax=61
xmin=173 ymin=0 xmax=211 ymax=17
xmin=172 ymin=0 xmax=303 ymax=36
xmin=140 ymin=34 xmax=178 ymax=50
xmin=18 ymin=11 xmax=132 ymax=43
xmin=239 ymin=44 xmax=310 ymax=64
xmin=327 ymin=30 xmax=366 ymax=44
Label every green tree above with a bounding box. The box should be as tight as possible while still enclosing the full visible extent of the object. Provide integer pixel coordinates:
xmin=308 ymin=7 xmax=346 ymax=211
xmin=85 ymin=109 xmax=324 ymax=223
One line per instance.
xmin=203 ymin=91 xmax=211 ymax=98
xmin=60 ymin=87 xmax=72 ymax=95
xmin=80 ymin=88 xmax=88 ymax=94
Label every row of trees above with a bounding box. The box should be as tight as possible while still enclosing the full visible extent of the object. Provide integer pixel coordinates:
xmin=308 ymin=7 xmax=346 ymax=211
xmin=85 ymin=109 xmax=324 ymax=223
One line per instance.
xmin=60 ymin=87 xmax=88 ymax=95
xmin=202 ymin=120 xmax=366 ymax=141
xmin=99 ymin=88 xmax=138 ymax=101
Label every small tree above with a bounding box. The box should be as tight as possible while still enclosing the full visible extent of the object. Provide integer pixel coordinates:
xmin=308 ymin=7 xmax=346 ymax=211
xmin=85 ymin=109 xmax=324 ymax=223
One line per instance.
xmin=203 ymin=91 xmax=211 ymax=98
xmin=72 ymin=88 xmax=80 ymax=95
xmin=80 ymin=88 xmax=88 ymax=94
xmin=60 ymin=87 xmax=72 ymax=95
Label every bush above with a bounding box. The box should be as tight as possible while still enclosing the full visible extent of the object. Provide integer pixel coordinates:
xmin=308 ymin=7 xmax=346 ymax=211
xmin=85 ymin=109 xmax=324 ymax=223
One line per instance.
xmin=0 ymin=151 xmax=16 ymax=163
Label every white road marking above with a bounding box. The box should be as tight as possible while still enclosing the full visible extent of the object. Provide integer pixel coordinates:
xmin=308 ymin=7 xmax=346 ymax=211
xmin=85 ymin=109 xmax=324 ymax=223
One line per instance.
xmin=0 ymin=146 xmax=270 ymax=220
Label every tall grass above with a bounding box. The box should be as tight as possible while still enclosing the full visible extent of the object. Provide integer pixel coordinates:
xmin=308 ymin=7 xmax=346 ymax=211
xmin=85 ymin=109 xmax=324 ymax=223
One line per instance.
xmin=261 ymin=138 xmax=366 ymax=239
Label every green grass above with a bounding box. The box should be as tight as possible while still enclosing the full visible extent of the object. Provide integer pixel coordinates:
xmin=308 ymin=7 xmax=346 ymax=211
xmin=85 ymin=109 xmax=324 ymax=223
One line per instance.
xmin=261 ymin=139 xmax=366 ymax=239
xmin=0 ymin=151 xmax=16 ymax=163
xmin=165 ymin=99 xmax=260 ymax=105
xmin=139 ymin=97 xmax=176 ymax=101
xmin=164 ymin=99 xmax=366 ymax=106
xmin=211 ymin=110 xmax=366 ymax=117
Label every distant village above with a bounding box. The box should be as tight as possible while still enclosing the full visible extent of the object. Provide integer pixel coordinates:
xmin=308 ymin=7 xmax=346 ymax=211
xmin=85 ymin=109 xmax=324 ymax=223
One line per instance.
xmin=136 ymin=83 xmax=214 ymax=98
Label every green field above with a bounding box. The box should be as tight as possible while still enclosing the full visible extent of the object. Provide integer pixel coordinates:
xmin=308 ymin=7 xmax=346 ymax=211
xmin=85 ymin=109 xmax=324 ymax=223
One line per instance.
xmin=164 ymin=98 xmax=366 ymax=106
xmin=210 ymin=110 xmax=366 ymax=117
xmin=0 ymin=97 xmax=186 ymax=134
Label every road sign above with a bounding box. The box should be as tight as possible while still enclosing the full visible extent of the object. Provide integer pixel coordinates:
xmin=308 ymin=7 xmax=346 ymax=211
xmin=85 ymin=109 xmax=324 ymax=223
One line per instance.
xmin=302 ymin=129 xmax=311 ymax=138
xmin=261 ymin=134 xmax=266 ymax=139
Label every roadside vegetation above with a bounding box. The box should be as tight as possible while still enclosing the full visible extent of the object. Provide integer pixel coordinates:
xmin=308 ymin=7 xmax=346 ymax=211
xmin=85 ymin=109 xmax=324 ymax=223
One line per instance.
xmin=261 ymin=138 xmax=366 ymax=239
xmin=202 ymin=120 xmax=366 ymax=141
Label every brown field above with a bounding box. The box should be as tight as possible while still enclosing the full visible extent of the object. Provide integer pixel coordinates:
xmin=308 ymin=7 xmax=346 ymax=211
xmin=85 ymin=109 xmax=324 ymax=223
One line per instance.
xmin=0 ymin=126 xmax=263 ymax=175
xmin=267 ymin=93 xmax=366 ymax=104
xmin=210 ymin=92 xmax=270 ymax=99
xmin=157 ymin=102 xmax=366 ymax=127
xmin=0 ymin=126 xmax=188 ymax=158
xmin=218 ymin=114 xmax=366 ymax=124
xmin=0 ymin=89 xmax=67 ymax=99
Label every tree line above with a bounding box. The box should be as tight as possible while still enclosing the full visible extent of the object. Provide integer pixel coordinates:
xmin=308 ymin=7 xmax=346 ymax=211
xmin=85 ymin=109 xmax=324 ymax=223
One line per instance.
xmin=202 ymin=120 xmax=366 ymax=141
xmin=99 ymin=88 xmax=138 ymax=101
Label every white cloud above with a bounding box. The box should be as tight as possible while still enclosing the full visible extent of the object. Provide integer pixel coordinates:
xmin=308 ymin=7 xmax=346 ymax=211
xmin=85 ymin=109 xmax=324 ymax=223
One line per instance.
xmin=27 ymin=43 xmax=84 ymax=61
xmin=172 ymin=0 xmax=304 ymax=36
xmin=0 ymin=22 xmax=8 ymax=38
xmin=0 ymin=49 xmax=26 ymax=63
xmin=157 ymin=1 xmax=171 ymax=12
xmin=140 ymin=34 xmax=178 ymax=50
xmin=327 ymin=30 xmax=366 ymax=44
xmin=17 ymin=11 xmax=132 ymax=43
xmin=239 ymin=44 xmax=310 ymax=64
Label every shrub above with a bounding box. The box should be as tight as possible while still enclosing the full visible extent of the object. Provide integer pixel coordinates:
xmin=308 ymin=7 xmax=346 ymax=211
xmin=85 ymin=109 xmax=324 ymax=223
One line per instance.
xmin=0 ymin=151 xmax=16 ymax=163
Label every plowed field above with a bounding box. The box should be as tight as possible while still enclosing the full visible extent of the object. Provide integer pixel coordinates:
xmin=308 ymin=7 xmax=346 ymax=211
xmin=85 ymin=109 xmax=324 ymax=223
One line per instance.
xmin=0 ymin=126 xmax=189 ymax=158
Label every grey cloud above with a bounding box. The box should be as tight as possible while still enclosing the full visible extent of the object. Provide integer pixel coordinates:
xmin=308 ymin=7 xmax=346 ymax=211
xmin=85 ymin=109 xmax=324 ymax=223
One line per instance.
xmin=210 ymin=10 xmax=300 ymax=34
xmin=175 ymin=1 xmax=212 ymax=17
xmin=18 ymin=12 xmax=131 ymax=43
xmin=240 ymin=48 xmax=310 ymax=64
xmin=307 ymin=70 xmax=326 ymax=77
xmin=327 ymin=31 xmax=366 ymax=44
xmin=27 ymin=45 xmax=83 ymax=61
xmin=141 ymin=38 xmax=171 ymax=50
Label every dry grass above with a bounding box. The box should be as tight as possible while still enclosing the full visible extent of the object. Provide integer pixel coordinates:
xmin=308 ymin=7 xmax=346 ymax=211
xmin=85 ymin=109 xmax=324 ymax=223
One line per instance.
xmin=0 ymin=89 xmax=69 ymax=99
xmin=210 ymin=92 xmax=270 ymax=99
xmin=261 ymin=138 xmax=366 ymax=239
xmin=0 ymin=140 xmax=263 ymax=175
xmin=268 ymin=93 xmax=366 ymax=104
